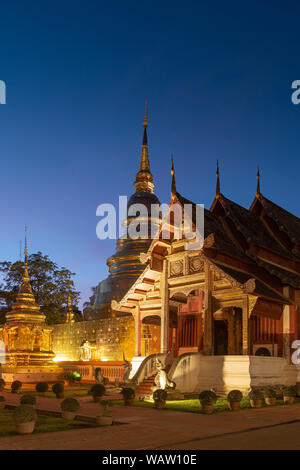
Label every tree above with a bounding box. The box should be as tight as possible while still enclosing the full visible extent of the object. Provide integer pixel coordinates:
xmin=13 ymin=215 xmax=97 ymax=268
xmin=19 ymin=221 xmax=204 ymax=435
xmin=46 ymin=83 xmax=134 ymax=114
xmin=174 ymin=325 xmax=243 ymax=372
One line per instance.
xmin=0 ymin=252 xmax=81 ymax=325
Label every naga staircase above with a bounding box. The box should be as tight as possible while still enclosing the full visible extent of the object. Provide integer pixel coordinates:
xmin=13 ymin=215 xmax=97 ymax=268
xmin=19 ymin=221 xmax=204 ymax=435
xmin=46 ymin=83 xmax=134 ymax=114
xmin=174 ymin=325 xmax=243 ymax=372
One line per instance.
xmin=134 ymin=373 xmax=156 ymax=398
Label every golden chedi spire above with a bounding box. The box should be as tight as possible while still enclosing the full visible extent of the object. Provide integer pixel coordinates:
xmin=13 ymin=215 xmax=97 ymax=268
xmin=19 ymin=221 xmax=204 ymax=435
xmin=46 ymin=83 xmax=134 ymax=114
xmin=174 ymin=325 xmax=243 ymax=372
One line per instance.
xmin=65 ymin=274 xmax=75 ymax=323
xmin=134 ymin=100 xmax=154 ymax=193
xmin=6 ymin=226 xmax=45 ymax=324
xmin=171 ymin=155 xmax=176 ymax=200
xmin=216 ymin=160 xmax=221 ymax=198
xmin=256 ymin=165 xmax=261 ymax=197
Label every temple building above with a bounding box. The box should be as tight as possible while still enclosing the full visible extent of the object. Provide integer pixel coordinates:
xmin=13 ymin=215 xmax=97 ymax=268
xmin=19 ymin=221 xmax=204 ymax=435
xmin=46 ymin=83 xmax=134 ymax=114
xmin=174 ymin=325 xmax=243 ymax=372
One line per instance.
xmin=0 ymin=230 xmax=61 ymax=383
xmin=51 ymin=109 xmax=300 ymax=394
xmin=84 ymin=102 xmax=161 ymax=320
xmin=111 ymin=164 xmax=300 ymax=393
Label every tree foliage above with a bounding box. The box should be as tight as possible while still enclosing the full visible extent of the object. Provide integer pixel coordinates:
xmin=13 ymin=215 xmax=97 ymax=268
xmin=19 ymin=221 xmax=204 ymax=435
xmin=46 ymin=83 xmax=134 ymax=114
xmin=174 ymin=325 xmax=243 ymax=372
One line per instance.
xmin=0 ymin=252 xmax=82 ymax=324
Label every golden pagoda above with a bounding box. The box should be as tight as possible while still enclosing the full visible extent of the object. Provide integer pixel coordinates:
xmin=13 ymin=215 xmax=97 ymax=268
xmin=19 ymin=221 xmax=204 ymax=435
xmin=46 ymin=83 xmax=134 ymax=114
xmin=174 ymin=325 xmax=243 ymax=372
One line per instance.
xmin=84 ymin=101 xmax=161 ymax=319
xmin=0 ymin=228 xmax=61 ymax=383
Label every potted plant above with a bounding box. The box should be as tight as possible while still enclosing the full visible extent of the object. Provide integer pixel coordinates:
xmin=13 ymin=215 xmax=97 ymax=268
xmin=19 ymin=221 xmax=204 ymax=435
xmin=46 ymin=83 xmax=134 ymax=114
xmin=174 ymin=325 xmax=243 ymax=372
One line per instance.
xmin=90 ymin=384 xmax=106 ymax=403
xmin=52 ymin=382 xmax=64 ymax=398
xmin=249 ymin=388 xmax=264 ymax=408
xmin=0 ymin=396 xmax=6 ymax=410
xmin=60 ymin=398 xmax=80 ymax=420
xmin=0 ymin=379 xmax=6 ymax=391
xmin=199 ymin=390 xmax=217 ymax=414
xmin=13 ymin=405 xmax=37 ymax=434
xmin=283 ymin=386 xmax=296 ymax=404
xmin=227 ymin=390 xmax=243 ymax=411
xmin=264 ymin=387 xmax=277 ymax=406
xmin=97 ymin=400 xmax=113 ymax=426
xmin=20 ymin=394 xmax=36 ymax=407
xmin=11 ymin=380 xmax=22 ymax=394
xmin=69 ymin=371 xmax=81 ymax=384
xmin=121 ymin=387 xmax=135 ymax=406
xmin=153 ymin=389 xmax=168 ymax=409
xmin=35 ymin=382 xmax=49 ymax=396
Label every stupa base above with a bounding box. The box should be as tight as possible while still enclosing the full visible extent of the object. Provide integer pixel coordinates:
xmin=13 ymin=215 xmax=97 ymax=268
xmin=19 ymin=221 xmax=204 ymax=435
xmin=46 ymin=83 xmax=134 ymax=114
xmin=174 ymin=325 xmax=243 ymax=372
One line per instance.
xmin=1 ymin=365 xmax=63 ymax=384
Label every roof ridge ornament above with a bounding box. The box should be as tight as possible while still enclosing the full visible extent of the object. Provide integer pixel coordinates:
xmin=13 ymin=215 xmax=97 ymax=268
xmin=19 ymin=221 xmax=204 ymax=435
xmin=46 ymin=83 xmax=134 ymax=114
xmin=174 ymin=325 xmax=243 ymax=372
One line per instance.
xmin=171 ymin=155 xmax=176 ymax=199
xmin=256 ymin=165 xmax=260 ymax=197
xmin=216 ymin=160 xmax=220 ymax=198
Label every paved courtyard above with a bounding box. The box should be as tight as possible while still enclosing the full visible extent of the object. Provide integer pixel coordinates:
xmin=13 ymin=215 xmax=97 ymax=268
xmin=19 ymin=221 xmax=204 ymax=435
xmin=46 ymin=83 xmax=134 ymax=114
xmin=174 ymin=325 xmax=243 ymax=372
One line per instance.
xmin=1 ymin=392 xmax=300 ymax=449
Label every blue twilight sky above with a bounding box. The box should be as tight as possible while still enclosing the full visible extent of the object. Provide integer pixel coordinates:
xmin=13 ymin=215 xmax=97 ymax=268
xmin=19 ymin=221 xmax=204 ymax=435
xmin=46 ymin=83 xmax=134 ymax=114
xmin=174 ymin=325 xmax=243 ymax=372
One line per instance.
xmin=1 ymin=0 xmax=300 ymax=308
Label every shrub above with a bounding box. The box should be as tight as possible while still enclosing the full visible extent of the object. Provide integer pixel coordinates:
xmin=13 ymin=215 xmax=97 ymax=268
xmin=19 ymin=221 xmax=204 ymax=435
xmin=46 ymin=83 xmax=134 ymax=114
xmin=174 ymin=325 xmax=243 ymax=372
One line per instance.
xmin=35 ymin=382 xmax=49 ymax=393
xmin=121 ymin=388 xmax=135 ymax=400
xmin=248 ymin=388 xmax=264 ymax=400
xmin=227 ymin=390 xmax=243 ymax=402
xmin=90 ymin=384 xmax=106 ymax=397
xmin=153 ymin=389 xmax=168 ymax=402
xmin=283 ymin=386 xmax=296 ymax=397
xmin=20 ymin=394 xmax=36 ymax=406
xmin=61 ymin=398 xmax=80 ymax=412
xmin=100 ymin=400 xmax=113 ymax=416
xmin=264 ymin=387 xmax=277 ymax=399
xmin=11 ymin=380 xmax=22 ymax=393
xmin=52 ymin=382 xmax=64 ymax=395
xmin=199 ymin=390 xmax=217 ymax=406
xmin=0 ymin=379 xmax=6 ymax=391
xmin=13 ymin=405 xmax=37 ymax=424
xmin=0 ymin=395 xmax=6 ymax=402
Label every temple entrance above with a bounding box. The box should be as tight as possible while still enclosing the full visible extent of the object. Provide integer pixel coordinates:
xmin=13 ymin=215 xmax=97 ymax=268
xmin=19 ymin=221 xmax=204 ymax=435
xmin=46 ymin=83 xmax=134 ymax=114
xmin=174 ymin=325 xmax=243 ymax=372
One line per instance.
xmin=214 ymin=320 xmax=228 ymax=355
xmin=213 ymin=307 xmax=242 ymax=355
xmin=170 ymin=290 xmax=203 ymax=356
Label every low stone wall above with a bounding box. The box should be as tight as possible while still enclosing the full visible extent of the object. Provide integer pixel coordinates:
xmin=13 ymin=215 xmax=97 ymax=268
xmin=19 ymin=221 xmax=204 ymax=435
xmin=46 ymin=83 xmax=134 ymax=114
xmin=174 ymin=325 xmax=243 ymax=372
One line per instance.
xmin=169 ymin=354 xmax=300 ymax=394
xmin=52 ymin=316 xmax=135 ymax=362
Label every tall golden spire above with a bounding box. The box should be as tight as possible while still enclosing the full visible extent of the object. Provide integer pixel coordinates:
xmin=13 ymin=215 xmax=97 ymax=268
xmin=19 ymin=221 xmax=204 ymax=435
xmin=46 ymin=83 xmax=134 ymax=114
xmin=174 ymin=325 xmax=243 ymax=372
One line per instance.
xmin=171 ymin=155 xmax=176 ymax=199
xmin=256 ymin=165 xmax=260 ymax=197
xmin=24 ymin=224 xmax=30 ymax=282
xmin=216 ymin=160 xmax=220 ymax=198
xmin=65 ymin=273 xmax=75 ymax=323
xmin=134 ymin=100 xmax=154 ymax=193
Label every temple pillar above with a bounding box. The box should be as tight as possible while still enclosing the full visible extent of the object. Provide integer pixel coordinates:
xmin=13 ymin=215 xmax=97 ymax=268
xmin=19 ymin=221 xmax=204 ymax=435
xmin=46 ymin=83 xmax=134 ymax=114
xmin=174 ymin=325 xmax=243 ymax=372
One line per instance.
xmin=227 ymin=309 xmax=235 ymax=355
xmin=203 ymin=261 xmax=213 ymax=355
xmin=242 ymin=297 xmax=249 ymax=355
xmin=134 ymin=305 xmax=142 ymax=357
xmin=282 ymin=286 xmax=291 ymax=360
xmin=160 ymin=257 xmax=169 ymax=353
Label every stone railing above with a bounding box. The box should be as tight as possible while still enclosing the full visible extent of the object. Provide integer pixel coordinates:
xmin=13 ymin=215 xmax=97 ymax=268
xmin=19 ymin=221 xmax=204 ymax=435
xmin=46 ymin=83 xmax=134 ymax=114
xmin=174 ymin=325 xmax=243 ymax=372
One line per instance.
xmin=128 ymin=353 xmax=168 ymax=386
xmin=59 ymin=361 xmax=125 ymax=383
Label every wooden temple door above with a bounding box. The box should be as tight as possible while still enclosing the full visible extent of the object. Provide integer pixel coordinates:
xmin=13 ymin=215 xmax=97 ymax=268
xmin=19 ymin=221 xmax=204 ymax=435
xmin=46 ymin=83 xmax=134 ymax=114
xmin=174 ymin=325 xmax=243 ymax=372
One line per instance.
xmin=176 ymin=312 xmax=202 ymax=355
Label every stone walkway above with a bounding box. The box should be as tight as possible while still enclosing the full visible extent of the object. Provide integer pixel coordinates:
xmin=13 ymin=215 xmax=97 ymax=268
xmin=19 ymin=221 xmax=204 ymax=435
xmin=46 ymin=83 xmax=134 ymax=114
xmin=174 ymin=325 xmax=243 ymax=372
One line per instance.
xmin=1 ymin=392 xmax=300 ymax=449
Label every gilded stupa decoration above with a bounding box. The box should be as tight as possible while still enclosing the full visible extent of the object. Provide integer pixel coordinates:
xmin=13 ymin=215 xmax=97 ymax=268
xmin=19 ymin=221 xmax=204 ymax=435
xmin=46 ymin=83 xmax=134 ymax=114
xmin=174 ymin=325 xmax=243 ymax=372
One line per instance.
xmin=0 ymin=227 xmax=56 ymax=368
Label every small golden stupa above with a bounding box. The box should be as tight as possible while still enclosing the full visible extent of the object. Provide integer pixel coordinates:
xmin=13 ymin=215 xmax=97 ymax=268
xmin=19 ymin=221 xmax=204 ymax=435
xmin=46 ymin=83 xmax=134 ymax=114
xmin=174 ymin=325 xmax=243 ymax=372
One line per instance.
xmin=0 ymin=228 xmax=61 ymax=383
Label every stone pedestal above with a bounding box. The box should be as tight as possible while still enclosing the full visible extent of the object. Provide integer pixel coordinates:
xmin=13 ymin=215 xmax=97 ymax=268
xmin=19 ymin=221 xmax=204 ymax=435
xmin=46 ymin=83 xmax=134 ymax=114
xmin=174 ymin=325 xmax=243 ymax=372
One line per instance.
xmin=1 ymin=365 xmax=63 ymax=384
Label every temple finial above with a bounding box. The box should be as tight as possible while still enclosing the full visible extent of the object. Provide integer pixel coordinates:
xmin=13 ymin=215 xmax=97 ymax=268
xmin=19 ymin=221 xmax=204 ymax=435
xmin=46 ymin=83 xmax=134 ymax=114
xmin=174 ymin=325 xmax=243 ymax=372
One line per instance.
xmin=134 ymin=100 xmax=154 ymax=193
xmin=256 ymin=165 xmax=260 ymax=197
xmin=171 ymin=155 xmax=176 ymax=198
xmin=143 ymin=99 xmax=148 ymax=128
xmin=24 ymin=224 xmax=29 ymax=281
xmin=216 ymin=160 xmax=220 ymax=197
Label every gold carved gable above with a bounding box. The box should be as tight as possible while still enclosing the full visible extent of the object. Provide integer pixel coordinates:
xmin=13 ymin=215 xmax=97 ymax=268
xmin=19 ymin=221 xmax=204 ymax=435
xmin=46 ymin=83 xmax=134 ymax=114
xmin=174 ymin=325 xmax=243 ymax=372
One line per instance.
xmin=189 ymin=254 xmax=204 ymax=274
